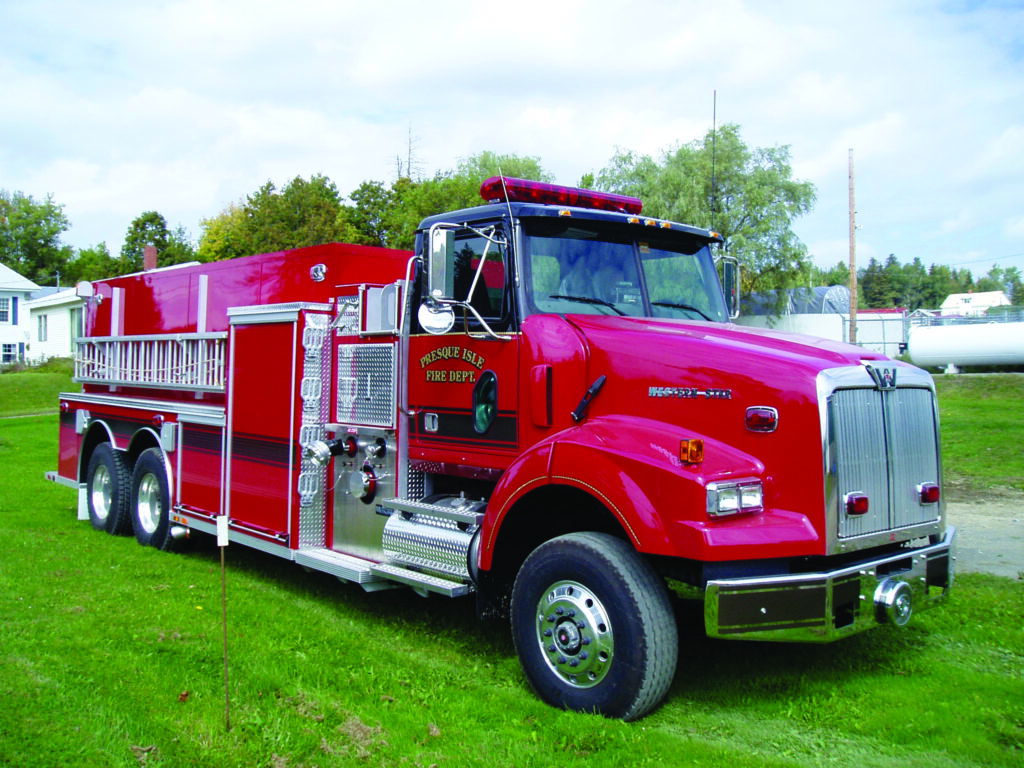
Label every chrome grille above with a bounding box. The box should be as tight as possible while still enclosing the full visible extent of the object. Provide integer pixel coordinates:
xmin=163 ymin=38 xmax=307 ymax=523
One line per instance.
xmin=828 ymin=386 xmax=940 ymax=541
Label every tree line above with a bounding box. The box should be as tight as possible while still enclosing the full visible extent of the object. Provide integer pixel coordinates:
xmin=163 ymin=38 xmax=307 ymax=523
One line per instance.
xmin=811 ymin=254 xmax=1022 ymax=310
xmin=2 ymin=126 xmax=1020 ymax=309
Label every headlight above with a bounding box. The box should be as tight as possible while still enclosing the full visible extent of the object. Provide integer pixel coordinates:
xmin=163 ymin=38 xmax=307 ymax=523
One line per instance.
xmin=706 ymin=480 xmax=764 ymax=517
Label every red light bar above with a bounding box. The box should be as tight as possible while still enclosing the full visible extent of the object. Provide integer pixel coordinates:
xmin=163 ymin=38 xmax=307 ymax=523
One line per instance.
xmin=480 ymin=176 xmax=643 ymax=215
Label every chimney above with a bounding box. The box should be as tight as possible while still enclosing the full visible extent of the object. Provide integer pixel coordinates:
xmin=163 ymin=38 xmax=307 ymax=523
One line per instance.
xmin=143 ymin=245 xmax=158 ymax=271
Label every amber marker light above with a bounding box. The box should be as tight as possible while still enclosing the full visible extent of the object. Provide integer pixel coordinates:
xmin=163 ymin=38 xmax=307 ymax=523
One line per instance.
xmin=680 ymin=438 xmax=704 ymax=464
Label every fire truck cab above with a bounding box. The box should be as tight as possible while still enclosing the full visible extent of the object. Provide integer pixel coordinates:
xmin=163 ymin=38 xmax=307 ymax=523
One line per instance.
xmin=50 ymin=177 xmax=954 ymax=720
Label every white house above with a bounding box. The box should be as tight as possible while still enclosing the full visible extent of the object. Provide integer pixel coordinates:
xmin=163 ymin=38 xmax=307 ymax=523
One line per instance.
xmin=940 ymin=290 xmax=1011 ymax=317
xmin=0 ymin=263 xmax=40 ymax=365
xmin=25 ymin=287 xmax=85 ymax=363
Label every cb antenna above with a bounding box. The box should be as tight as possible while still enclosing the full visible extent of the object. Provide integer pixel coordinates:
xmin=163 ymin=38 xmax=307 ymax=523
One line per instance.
xmin=711 ymin=89 xmax=717 ymax=233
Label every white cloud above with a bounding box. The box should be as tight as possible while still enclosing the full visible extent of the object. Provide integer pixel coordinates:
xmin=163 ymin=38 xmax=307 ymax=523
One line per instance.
xmin=0 ymin=0 xmax=1021 ymax=279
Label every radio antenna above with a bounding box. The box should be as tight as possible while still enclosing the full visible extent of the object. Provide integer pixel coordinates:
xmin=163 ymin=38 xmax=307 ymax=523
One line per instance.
xmin=710 ymin=89 xmax=717 ymax=232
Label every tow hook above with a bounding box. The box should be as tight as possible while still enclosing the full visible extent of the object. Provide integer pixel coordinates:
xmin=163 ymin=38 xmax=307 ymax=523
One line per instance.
xmin=874 ymin=578 xmax=913 ymax=626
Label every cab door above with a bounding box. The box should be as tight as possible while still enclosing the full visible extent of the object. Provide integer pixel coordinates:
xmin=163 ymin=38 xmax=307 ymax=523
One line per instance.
xmin=408 ymin=224 xmax=519 ymax=471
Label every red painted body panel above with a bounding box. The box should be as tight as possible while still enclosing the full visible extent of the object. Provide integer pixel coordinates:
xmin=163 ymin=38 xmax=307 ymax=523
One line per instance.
xmin=479 ymin=313 xmax=902 ymax=564
xmin=84 ymin=242 xmax=409 ymax=337
xmin=227 ymin=322 xmax=298 ymax=537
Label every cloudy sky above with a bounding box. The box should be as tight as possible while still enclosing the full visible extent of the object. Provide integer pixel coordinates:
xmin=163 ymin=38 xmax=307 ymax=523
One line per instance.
xmin=2 ymin=0 xmax=1022 ymax=278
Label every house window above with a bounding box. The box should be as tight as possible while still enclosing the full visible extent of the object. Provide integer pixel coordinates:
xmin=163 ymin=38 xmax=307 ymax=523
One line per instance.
xmin=38 ymin=314 xmax=48 ymax=342
xmin=70 ymin=307 xmax=83 ymax=340
xmin=0 ymin=297 xmax=9 ymax=324
xmin=2 ymin=344 xmax=15 ymax=363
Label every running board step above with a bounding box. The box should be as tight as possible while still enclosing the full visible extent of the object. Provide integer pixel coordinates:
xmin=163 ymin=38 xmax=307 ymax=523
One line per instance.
xmin=378 ymin=497 xmax=485 ymax=527
xmin=370 ymin=562 xmax=474 ymax=597
xmin=293 ymin=548 xmax=384 ymax=585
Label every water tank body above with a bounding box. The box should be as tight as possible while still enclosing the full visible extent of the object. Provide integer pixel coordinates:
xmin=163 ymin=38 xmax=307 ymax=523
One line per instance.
xmin=908 ymin=322 xmax=1024 ymax=367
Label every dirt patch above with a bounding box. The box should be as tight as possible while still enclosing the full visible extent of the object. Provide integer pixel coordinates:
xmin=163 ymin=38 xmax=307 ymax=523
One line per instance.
xmin=946 ymin=490 xmax=1024 ymax=579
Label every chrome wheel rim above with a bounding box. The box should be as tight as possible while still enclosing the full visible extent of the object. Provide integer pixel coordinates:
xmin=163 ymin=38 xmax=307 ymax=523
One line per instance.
xmin=91 ymin=465 xmax=112 ymax=521
xmin=534 ymin=580 xmax=614 ymax=689
xmin=136 ymin=472 xmax=162 ymax=535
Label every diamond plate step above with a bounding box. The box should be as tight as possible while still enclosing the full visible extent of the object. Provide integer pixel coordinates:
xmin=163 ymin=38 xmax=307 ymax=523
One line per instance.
xmin=378 ymin=497 xmax=484 ymax=526
xmin=370 ymin=562 xmax=474 ymax=597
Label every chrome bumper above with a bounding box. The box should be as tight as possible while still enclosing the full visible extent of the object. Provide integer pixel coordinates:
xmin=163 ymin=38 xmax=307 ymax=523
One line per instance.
xmin=704 ymin=527 xmax=955 ymax=642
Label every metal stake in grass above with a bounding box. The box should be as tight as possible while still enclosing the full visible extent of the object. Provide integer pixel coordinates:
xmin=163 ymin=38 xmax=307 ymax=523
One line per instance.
xmin=217 ymin=514 xmax=231 ymax=731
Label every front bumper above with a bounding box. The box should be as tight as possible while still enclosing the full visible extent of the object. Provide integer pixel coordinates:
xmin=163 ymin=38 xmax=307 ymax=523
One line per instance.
xmin=704 ymin=527 xmax=955 ymax=642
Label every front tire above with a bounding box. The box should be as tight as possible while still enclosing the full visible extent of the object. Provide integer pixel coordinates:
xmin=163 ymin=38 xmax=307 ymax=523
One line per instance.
xmin=510 ymin=532 xmax=678 ymax=721
xmin=130 ymin=448 xmax=176 ymax=550
xmin=85 ymin=443 xmax=132 ymax=535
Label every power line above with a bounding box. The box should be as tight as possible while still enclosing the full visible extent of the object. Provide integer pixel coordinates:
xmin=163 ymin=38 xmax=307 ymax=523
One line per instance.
xmin=945 ymin=251 xmax=1024 ymax=269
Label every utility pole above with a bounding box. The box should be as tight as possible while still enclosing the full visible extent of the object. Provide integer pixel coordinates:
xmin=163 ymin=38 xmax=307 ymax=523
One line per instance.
xmin=848 ymin=149 xmax=857 ymax=344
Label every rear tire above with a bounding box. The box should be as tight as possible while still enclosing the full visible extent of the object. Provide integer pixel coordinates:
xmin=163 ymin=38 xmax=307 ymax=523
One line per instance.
xmin=85 ymin=443 xmax=132 ymax=535
xmin=130 ymin=448 xmax=177 ymax=550
xmin=510 ymin=532 xmax=678 ymax=721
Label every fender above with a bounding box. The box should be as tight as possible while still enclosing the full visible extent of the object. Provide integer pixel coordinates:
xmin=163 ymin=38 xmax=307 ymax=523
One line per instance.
xmin=78 ymin=420 xmax=119 ymax=483
xmin=480 ymin=414 xmax=772 ymax=569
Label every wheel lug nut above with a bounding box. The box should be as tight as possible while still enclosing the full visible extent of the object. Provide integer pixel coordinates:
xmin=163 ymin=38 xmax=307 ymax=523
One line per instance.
xmin=579 ymin=651 xmax=588 ymax=660
xmin=577 ymin=621 xmax=586 ymax=629
xmin=582 ymin=637 xmax=591 ymax=645
xmin=555 ymin=607 xmax=564 ymax=615
xmin=543 ymin=629 xmax=552 ymax=637
xmin=557 ymin=656 xmax=567 ymax=665
xmin=569 ymin=659 xmax=579 ymax=668
xmin=547 ymin=644 xmax=556 ymax=653
xmin=546 ymin=615 xmax=555 ymax=623
xmin=567 ymin=610 xmax=575 ymax=617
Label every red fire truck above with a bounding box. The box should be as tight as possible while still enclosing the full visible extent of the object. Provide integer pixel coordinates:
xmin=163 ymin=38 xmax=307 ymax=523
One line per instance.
xmin=49 ymin=177 xmax=954 ymax=720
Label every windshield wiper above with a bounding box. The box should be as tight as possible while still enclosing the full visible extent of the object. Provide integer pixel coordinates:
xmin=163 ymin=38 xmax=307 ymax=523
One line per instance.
xmin=651 ymin=301 xmax=713 ymax=322
xmin=549 ymin=294 xmax=626 ymax=316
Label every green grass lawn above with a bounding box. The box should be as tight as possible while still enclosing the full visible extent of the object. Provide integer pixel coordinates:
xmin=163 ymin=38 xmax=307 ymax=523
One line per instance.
xmin=2 ymin=397 xmax=1023 ymax=765
xmin=935 ymin=374 xmax=1024 ymax=492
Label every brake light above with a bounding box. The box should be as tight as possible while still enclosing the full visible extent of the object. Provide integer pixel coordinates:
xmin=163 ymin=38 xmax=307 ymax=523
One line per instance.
xmin=479 ymin=177 xmax=643 ymax=214
xmin=845 ymin=492 xmax=870 ymax=516
xmin=745 ymin=406 xmax=779 ymax=433
xmin=918 ymin=483 xmax=940 ymax=504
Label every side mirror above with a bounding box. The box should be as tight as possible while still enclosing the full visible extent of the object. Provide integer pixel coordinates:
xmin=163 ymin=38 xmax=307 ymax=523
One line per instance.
xmin=418 ymin=302 xmax=455 ymax=335
xmin=719 ymin=257 xmax=740 ymax=319
xmin=428 ymin=226 xmax=455 ymax=301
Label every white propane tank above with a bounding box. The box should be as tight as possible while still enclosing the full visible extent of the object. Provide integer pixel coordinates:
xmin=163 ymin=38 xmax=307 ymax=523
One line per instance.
xmin=908 ymin=322 xmax=1024 ymax=367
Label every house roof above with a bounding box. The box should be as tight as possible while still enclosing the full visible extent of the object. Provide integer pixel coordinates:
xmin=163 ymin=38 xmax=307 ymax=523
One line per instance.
xmin=25 ymin=287 xmax=82 ymax=310
xmin=940 ymin=290 xmax=1010 ymax=309
xmin=0 ymin=263 xmax=41 ymax=293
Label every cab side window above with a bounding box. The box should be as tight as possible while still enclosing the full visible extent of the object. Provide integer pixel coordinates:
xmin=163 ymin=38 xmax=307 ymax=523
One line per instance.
xmin=452 ymin=231 xmax=507 ymax=321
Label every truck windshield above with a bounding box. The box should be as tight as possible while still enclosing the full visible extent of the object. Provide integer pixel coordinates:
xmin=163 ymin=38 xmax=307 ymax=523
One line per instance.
xmin=520 ymin=218 xmax=727 ymax=322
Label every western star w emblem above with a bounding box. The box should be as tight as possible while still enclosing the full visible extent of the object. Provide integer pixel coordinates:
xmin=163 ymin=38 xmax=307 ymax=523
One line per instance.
xmin=866 ymin=364 xmax=898 ymax=390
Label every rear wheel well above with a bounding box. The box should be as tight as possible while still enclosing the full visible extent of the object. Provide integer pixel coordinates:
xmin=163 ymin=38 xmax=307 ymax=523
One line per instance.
xmin=477 ymin=484 xmax=633 ymax=619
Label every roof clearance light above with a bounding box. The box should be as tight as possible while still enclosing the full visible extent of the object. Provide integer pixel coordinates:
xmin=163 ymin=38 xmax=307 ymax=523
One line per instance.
xmin=480 ymin=177 xmax=643 ymax=215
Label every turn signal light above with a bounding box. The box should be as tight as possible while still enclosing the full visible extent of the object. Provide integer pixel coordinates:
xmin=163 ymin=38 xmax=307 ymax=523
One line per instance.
xmin=845 ymin=492 xmax=870 ymax=516
xmin=680 ymin=438 xmax=704 ymax=464
xmin=918 ymin=483 xmax=940 ymax=504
